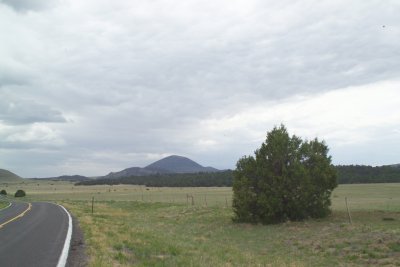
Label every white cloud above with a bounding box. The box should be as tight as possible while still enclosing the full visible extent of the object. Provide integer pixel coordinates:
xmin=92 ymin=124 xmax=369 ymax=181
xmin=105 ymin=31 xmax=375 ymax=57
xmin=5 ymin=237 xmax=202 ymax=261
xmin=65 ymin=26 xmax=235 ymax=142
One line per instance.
xmin=1 ymin=123 xmax=65 ymax=148
xmin=197 ymin=80 xmax=400 ymax=160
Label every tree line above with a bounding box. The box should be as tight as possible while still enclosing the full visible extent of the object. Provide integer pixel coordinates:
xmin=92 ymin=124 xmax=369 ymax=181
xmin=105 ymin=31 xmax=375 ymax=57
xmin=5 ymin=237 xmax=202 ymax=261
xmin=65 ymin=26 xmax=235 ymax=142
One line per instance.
xmin=75 ymin=164 xmax=400 ymax=187
xmin=76 ymin=171 xmax=233 ymax=187
xmin=336 ymin=165 xmax=400 ymax=184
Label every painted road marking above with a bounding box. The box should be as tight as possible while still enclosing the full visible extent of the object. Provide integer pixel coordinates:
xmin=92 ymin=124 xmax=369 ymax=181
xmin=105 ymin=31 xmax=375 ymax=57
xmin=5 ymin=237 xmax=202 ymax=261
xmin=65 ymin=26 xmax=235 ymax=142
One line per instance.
xmin=0 ymin=203 xmax=32 ymax=229
xmin=56 ymin=204 xmax=73 ymax=267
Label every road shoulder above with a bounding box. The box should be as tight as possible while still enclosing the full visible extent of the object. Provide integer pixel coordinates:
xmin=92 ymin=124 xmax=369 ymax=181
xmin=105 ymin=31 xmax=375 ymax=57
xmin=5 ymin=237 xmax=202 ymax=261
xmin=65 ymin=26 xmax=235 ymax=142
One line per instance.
xmin=67 ymin=215 xmax=88 ymax=267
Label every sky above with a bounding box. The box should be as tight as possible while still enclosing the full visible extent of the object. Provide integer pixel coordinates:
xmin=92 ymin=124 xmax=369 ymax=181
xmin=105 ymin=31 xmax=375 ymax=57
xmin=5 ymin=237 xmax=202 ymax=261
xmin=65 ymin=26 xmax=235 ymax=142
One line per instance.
xmin=0 ymin=0 xmax=399 ymax=177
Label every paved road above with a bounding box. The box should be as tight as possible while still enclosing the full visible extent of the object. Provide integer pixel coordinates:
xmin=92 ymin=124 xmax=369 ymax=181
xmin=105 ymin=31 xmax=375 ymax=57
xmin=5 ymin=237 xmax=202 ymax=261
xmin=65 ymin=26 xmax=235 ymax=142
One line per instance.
xmin=0 ymin=201 xmax=71 ymax=267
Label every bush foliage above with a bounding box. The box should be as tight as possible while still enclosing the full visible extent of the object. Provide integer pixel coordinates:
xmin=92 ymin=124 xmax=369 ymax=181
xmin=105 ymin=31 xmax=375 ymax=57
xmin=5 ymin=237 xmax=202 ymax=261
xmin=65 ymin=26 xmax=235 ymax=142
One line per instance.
xmin=0 ymin=189 xmax=6 ymax=195
xmin=232 ymin=125 xmax=337 ymax=224
xmin=14 ymin=189 xmax=26 ymax=197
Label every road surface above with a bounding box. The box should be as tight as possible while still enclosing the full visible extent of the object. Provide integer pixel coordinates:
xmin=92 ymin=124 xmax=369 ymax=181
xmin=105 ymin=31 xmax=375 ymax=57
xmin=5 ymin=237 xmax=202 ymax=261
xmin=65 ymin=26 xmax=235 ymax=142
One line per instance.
xmin=0 ymin=201 xmax=72 ymax=267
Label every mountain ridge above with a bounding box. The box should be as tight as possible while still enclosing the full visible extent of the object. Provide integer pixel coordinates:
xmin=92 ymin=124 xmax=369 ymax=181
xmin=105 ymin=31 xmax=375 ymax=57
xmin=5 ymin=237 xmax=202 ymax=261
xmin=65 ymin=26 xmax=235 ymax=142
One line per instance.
xmin=104 ymin=155 xmax=219 ymax=179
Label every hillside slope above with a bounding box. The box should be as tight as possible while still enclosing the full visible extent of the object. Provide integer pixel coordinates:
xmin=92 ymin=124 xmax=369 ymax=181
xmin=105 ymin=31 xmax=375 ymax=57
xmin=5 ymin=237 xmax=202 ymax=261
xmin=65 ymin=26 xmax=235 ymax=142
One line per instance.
xmin=0 ymin=169 xmax=23 ymax=182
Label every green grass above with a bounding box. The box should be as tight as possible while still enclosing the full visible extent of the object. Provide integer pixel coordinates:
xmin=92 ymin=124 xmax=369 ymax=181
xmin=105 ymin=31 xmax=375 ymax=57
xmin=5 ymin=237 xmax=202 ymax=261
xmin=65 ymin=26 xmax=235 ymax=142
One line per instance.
xmin=331 ymin=183 xmax=400 ymax=212
xmin=4 ymin=180 xmax=400 ymax=266
xmin=60 ymin=200 xmax=399 ymax=267
xmin=0 ymin=201 xmax=9 ymax=210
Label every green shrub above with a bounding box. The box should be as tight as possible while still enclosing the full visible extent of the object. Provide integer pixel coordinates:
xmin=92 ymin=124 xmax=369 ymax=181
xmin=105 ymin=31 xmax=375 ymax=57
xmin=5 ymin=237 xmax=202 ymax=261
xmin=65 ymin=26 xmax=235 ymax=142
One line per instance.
xmin=14 ymin=189 xmax=26 ymax=197
xmin=0 ymin=189 xmax=6 ymax=195
xmin=232 ymin=124 xmax=337 ymax=224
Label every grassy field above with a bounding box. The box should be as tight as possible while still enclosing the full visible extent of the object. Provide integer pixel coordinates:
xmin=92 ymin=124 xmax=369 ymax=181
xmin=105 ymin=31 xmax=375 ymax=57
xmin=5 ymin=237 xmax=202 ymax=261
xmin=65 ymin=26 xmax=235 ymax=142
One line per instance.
xmin=1 ymin=181 xmax=400 ymax=266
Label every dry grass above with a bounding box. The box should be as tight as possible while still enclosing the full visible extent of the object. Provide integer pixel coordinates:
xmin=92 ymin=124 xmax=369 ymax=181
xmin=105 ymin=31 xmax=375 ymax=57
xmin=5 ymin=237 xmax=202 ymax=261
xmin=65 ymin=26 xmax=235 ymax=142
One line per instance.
xmin=57 ymin=200 xmax=400 ymax=267
xmin=2 ymin=180 xmax=400 ymax=266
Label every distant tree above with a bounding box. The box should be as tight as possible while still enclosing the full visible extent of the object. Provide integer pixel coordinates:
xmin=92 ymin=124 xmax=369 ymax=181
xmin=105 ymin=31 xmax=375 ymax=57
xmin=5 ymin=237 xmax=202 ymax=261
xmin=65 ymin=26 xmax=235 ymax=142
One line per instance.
xmin=76 ymin=171 xmax=233 ymax=187
xmin=232 ymin=125 xmax=337 ymax=224
xmin=0 ymin=189 xmax=7 ymax=195
xmin=14 ymin=189 xmax=26 ymax=197
xmin=336 ymin=165 xmax=400 ymax=183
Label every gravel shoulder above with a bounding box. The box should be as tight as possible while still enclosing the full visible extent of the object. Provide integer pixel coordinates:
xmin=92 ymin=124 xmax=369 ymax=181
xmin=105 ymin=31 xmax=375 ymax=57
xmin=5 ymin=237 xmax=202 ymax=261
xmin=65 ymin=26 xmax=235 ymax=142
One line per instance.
xmin=67 ymin=216 xmax=87 ymax=267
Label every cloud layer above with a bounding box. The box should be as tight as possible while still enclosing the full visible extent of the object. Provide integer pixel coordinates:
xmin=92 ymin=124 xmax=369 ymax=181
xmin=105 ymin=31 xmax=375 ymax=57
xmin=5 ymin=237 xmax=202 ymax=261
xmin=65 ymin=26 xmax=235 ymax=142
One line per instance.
xmin=0 ymin=0 xmax=399 ymax=177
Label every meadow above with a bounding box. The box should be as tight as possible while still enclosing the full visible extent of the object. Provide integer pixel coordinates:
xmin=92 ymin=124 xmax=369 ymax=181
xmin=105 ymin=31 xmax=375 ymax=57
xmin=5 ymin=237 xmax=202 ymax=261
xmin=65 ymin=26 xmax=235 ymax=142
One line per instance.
xmin=1 ymin=181 xmax=400 ymax=266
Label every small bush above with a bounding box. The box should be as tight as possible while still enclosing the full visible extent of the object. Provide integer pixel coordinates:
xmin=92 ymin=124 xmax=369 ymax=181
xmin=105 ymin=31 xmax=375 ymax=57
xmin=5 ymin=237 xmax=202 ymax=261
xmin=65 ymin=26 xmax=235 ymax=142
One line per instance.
xmin=0 ymin=189 xmax=7 ymax=195
xmin=14 ymin=190 xmax=26 ymax=197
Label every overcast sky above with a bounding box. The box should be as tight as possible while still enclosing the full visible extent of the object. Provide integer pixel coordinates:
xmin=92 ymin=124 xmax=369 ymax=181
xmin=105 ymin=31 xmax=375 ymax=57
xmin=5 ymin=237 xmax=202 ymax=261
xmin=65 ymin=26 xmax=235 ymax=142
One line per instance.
xmin=1 ymin=0 xmax=399 ymax=177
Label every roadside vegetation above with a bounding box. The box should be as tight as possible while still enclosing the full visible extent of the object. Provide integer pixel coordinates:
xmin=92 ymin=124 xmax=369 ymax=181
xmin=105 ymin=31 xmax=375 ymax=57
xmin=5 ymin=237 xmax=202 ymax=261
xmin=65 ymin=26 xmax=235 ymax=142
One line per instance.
xmin=0 ymin=200 xmax=9 ymax=209
xmin=0 ymin=190 xmax=9 ymax=209
xmin=63 ymin=200 xmax=399 ymax=266
xmin=3 ymin=180 xmax=397 ymax=266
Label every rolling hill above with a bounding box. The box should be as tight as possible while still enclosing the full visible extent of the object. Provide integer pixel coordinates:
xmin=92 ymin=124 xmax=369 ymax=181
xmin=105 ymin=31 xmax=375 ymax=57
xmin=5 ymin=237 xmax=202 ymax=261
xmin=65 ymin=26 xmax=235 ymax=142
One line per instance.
xmin=0 ymin=169 xmax=23 ymax=183
xmin=104 ymin=155 xmax=219 ymax=179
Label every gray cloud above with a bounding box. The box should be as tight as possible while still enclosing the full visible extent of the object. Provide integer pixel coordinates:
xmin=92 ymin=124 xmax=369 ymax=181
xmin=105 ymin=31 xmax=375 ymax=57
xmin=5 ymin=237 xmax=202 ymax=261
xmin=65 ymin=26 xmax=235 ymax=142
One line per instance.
xmin=0 ymin=0 xmax=57 ymax=12
xmin=0 ymin=96 xmax=66 ymax=125
xmin=37 ymin=0 xmax=399 ymax=114
xmin=0 ymin=0 xmax=399 ymax=177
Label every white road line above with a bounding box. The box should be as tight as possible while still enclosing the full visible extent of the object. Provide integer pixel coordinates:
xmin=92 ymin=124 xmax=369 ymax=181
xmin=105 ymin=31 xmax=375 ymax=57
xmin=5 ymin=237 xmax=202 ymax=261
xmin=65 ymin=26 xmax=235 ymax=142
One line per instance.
xmin=57 ymin=204 xmax=73 ymax=267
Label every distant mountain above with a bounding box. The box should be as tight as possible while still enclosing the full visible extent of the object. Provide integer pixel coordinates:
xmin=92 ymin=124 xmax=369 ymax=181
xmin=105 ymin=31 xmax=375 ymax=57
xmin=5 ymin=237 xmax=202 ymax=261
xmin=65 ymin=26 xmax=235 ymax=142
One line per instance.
xmin=145 ymin=155 xmax=218 ymax=173
xmin=0 ymin=169 xmax=23 ymax=183
xmin=103 ymin=155 xmax=219 ymax=179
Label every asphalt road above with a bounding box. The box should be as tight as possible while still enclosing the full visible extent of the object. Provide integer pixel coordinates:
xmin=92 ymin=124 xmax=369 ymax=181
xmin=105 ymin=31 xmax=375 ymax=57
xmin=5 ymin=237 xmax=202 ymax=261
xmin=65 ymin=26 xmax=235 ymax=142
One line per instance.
xmin=0 ymin=201 xmax=71 ymax=267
